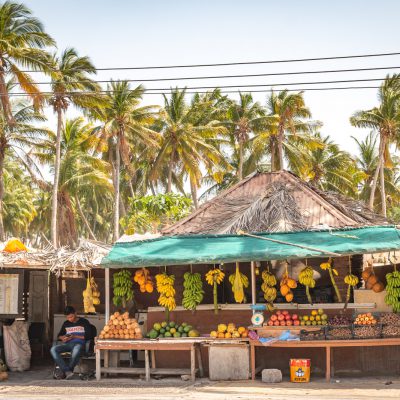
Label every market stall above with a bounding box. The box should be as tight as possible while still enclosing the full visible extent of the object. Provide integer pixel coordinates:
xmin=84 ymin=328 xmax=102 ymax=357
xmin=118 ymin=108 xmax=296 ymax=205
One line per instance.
xmin=98 ymin=171 xmax=400 ymax=381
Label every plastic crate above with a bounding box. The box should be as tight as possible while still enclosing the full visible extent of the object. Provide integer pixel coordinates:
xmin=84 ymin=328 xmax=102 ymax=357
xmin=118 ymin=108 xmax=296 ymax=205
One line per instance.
xmin=352 ymin=323 xmax=381 ymax=339
xmin=300 ymin=328 xmax=326 ymax=341
xmin=326 ymin=325 xmax=353 ymax=340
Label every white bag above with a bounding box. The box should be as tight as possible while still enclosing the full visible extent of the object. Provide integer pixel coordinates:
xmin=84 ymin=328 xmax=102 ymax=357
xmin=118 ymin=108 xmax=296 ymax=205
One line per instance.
xmin=3 ymin=321 xmax=31 ymax=371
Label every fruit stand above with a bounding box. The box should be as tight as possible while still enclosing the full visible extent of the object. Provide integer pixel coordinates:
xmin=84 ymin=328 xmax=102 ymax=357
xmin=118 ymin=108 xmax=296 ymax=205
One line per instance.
xmin=99 ymin=172 xmax=400 ymax=380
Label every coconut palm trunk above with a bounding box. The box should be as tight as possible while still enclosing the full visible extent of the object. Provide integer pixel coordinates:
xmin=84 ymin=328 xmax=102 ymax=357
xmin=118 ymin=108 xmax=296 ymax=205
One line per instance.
xmin=369 ymin=134 xmax=384 ymax=211
xmin=0 ymin=140 xmax=6 ymax=241
xmin=238 ymin=140 xmax=243 ymax=180
xmin=113 ymin=134 xmax=121 ymax=242
xmin=51 ymin=108 xmax=63 ymax=247
xmin=75 ymin=195 xmax=97 ymax=241
xmin=277 ymin=126 xmax=284 ymax=171
xmin=190 ymin=179 xmax=199 ymax=209
xmin=167 ymin=157 xmax=173 ymax=193
xmin=379 ymin=137 xmax=387 ymax=217
xmin=0 ymin=68 xmax=14 ymax=127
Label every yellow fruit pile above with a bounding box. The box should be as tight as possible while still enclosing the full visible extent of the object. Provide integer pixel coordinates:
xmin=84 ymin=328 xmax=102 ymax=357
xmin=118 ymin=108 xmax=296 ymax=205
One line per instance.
xmin=210 ymin=323 xmax=248 ymax=339
xmin=98 ymin=311 xmax=143 ymax=340
xmin=134 ymin=268 xmax=154 ymax=293
xmin=155 ymin=272 xmax=176 ymax=311
xmin=280 ymin=272 xmax=297 ymax=302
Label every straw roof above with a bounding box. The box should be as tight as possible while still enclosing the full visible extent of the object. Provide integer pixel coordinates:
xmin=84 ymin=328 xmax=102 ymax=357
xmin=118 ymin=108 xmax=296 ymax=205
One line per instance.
xmin=162 ymin=170 xmax=388 ymax=236
xmin=0 ymin=239 xmax=110 ymax=273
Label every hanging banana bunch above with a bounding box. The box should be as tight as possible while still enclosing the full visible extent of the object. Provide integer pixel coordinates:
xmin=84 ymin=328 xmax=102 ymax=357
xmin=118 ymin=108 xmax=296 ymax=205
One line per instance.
xmin=320 ymin=258 xmax=342 ymax=302
xmin=385 ymin=264 xmax=400 ymax=312
xmin=112 ymin=269 xmax=134 ymax=308
xmin=182 ymin=271 xmax=204 ymax=311
xmin=261 ymin=268 xmax=277 ymax=311
xmin=83 ymin=274 xmax=95 ymax=313
xmin=344 ymin=256 xmax=359 ymax=309
xmin=205 ymin=267 xmax=225 ymax=314
xmin=90 ymin=276 xmax=101 ymax=306
xmin=279 ymin=262 xmax=297 ymax=303
xmin=298 ymin=264 xmax=315 ymax=304
xmin=155 ymin=272 xmax=176 ymax=319
xmin=229 ymin=262 xmax=249 ymax=303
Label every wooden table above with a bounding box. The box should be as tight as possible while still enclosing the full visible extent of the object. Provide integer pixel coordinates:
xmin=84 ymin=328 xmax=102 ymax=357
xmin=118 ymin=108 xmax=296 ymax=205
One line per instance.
xmin=95 ymin=338 xmax=204 ymax=382
xmin=250 ymin=338 xmax=400 ymax=382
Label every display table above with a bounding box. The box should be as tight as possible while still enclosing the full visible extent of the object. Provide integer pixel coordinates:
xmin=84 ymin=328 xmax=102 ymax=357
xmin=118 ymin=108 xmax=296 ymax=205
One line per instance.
xmin=95 ymin=338 xmax=204 ymax=382
xmin=249 ymin=338 xmax=400 ymax=382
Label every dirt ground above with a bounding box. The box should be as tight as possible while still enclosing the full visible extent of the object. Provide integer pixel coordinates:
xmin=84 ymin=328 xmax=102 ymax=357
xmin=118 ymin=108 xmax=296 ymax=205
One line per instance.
xmin=1 ymin=366 xmax=400 ymax=400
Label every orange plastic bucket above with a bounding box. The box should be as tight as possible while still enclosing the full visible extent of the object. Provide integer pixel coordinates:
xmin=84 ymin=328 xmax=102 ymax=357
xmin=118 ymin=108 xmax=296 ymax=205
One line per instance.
xmin=290 ymin=359 xmax=311 ymax=382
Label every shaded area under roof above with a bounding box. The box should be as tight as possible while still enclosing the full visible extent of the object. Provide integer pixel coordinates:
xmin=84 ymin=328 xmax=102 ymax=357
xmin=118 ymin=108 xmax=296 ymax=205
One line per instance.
xmin=102 ymin=226 xmax=400 ymax=268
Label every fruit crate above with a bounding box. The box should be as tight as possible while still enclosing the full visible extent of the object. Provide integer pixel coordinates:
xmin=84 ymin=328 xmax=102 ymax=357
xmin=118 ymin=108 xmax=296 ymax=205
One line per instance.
xmin=352 ymin=323 xmax=382 ymax=339
xmin=381 ymin=324 xmax=400 ymax=338
xmin=326 ymin=325 xmax=353 ymax=340
xmin=300 ymin=328 xmax=326 ymax=341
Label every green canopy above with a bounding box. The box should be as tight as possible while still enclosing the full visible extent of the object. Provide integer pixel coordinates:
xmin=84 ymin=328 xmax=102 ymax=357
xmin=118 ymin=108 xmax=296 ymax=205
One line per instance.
xmin=102 ymin=226 xmax=400 ymax=268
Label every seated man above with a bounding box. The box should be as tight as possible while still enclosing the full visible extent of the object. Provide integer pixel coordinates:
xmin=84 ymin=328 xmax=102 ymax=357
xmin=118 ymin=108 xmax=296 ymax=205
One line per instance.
xmin=50 ymin=306 xmax=92 ymax=379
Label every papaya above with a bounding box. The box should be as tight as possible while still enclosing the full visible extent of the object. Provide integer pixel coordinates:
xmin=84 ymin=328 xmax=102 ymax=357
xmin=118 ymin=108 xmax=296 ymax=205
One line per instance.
xmin=367 ymin=275 xmax=378 ymax=286
xmin=362 ymin=269 xmax=372 ymax=281
xmin=287 ymin=278 xmax=297 ymax=289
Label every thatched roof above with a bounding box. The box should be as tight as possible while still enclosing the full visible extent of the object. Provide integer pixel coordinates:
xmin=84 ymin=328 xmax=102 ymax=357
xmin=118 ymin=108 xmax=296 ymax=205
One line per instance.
xmin=0 ymin=239 xmax=110 ymax=273
xmin=162 ymin=170 xmax=388 ymax=236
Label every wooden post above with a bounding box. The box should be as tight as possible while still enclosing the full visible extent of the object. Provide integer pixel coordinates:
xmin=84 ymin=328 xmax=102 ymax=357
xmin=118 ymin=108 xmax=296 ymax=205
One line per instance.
xmin=251 ymin=261 xmax=256 ymax=308
xmin=325 ymin=345 xmax=331 ymax=382
xmin=145 ymin=349 xmax=150 ymax=381
xmin=190 ymin=344 xmax=196 ymax=382
xmin=96 ymin=348 xmax=101 ymax=381
xmin=151 ymin=350 xmax=156 ymax=368
xmin=250 ymin=342 xmax=256 ymax=380
xmin=105 ymin=268 xmax=110 ymax=322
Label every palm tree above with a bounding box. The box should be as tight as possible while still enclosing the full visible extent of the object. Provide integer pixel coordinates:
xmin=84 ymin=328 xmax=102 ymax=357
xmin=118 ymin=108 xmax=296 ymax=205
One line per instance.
xmin=48 ymin=48 xmax=100 ymax=247
xmin=91 ymin=81 xmax=159 ymax=241
xmin=350 ymin=74 xmax=400 ymax=216
xmin=291 ymin=132 xmax=359 ymax=196
xmin=151 ymin=88 xmax=226 ymax=208
xmin=224 ymin=93 xmax=271 ymax=180
xmin=0 ymin=1 xmax=55 ymax=125
xmin=264 ymin=90 xmax=315 ymax=171
xmin=0 ymin=98 xmax=50 ymax=240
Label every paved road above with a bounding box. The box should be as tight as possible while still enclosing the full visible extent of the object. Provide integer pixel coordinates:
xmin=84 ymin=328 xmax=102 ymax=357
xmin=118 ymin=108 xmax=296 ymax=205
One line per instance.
xmin=1 ymin=377 xmax=400 ymax=400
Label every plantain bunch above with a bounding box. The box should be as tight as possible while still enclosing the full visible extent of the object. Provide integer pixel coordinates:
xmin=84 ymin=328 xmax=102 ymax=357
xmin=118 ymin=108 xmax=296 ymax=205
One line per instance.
xmin=182 ymin=272 xmax=204 ymax=311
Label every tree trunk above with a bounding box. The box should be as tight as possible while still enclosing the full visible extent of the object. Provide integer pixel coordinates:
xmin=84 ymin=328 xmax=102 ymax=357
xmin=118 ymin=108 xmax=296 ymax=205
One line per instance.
xmin=51 ymin=108 xmax=63 ymax=248
xmin=238 ymin=140 xmax=243 ymax=180
xmin=75 ymin=195 xmax=97 ymax=241
xmin=0 ymin=142 xmax=6 ymax=241
xmin=270 ymin=140 xmax=275 ymax=172
xmin=149 ymin=181 xmax=156 ymax=195
xmin=277 ymin=127 xmax=284 ymax=171
xmin=190 ymin=179 xmax=199 ymax=209
xmin=379 ymin=138 xmax=387 ymax=217
xmin=369 ymin=135 xmax=384 ymax=211
xmin=0 ymin=68 xmax=15 ymax=127
xmin=113 ymin=135 xmax=121 ymax=242
xmin=167 ymin=157 xmax=173 ymax=193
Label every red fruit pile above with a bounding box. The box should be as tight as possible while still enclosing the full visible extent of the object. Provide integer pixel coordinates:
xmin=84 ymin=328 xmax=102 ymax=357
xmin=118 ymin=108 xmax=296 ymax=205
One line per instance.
xmin=266 ymin=310 xmax=300 ymax=327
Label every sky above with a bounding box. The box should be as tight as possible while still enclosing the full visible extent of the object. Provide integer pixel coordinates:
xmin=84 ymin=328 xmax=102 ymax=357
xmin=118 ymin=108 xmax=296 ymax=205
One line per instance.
xmin=22 ymin=0 xmax=400 ymax=155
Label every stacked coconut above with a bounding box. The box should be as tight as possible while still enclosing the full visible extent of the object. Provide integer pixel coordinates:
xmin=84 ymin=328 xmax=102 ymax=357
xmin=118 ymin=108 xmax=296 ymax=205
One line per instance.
xmin=362 ymin=267 xmax=384 ymax=293
xmin=98 ymin=311 xmax=143 ymax=339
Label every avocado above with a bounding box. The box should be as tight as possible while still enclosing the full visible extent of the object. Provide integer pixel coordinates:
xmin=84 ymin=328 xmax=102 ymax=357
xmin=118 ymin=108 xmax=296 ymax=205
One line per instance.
xmin=184 ymin=325 xmax=192 ymax=333
xmin=173 ymin=332 xmax=181 ymax=338
xmin=178 ymin=326 xmax=184 ymax=333
xmin=169 ymin=321 xmax=176 ymax=328
xmin=164 ymin=331 xmax=172 ymax=337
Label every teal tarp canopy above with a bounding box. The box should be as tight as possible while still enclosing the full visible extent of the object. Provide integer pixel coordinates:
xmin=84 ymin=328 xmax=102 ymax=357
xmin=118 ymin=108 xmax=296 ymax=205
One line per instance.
xmin=102 ymin=226 xmax=400 ymax=268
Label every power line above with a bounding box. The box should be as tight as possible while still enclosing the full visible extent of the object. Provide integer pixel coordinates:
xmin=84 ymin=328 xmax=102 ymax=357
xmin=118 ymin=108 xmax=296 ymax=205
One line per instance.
xmin=21 ymin=51 xmax=400 ymax=72
xmin=16 ymin=65 xmax=400 ymax=85
xmin=1 ymin=85 xmax=381 ymax=97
